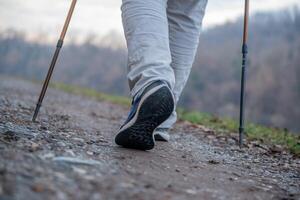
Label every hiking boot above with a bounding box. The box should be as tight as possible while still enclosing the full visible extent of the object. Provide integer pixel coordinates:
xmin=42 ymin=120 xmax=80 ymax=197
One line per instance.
xmin=154 ymin=128 xmax=170 ymax=142
xmin=115 ymin=81 xmax=174 ymax=150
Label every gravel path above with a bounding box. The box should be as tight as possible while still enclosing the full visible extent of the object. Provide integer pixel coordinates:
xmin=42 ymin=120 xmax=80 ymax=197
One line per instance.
xmin=0 ymin=76 xmax=299 ymax=200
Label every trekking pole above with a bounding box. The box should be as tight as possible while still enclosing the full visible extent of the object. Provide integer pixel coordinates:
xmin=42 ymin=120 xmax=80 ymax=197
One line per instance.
xmin=32 ymin=0 xmax=77 ymax=122
xmin=239 ymin=0 xmax=250 ymax=147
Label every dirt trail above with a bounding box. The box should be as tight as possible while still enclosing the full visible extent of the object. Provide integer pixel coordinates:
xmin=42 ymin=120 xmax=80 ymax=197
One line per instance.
xmin=0 ymin=76 xmax=299 ymax=200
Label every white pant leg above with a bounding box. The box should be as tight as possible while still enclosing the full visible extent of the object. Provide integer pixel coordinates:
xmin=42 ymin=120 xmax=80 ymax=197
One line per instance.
xmin=159 ymin=0 xmax=208 ymax=129
xmin=121 ymin=0 xmax=175 ymax=98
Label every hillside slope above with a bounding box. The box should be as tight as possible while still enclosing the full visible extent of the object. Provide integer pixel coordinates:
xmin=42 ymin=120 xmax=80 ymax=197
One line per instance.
xmin=0 ymin=76 xmax=299 ymax=200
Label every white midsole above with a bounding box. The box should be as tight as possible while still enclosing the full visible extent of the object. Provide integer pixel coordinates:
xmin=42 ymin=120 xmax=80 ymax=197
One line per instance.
xmin=117 ymin=84 xmax=170 ymax=137
xmin=154 ymin=131 xmax=170 ymax=141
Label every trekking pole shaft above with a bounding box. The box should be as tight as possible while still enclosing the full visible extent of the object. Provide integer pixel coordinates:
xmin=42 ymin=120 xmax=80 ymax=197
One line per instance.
xmin=239 ymin=0 xmax=249 ymax=147
xmin=32 ymin=0 xmax=77 ymax=122
xmin=239 ymin=46 xmax=247 ymax=147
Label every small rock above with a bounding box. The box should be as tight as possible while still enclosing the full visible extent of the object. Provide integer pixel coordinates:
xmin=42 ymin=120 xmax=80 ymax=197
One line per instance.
xmin=144 ymin=183 xmax=153 ymax=189
xmin=72 ymin=167 xmax=87 ymax=175
xmin=31 ymin=184 xmax=45 ymax=193
xmin=269 ymin=145 xmax=283 ymax=154
xmin=114 ymin=155 xmax=126 ymax=160
xmin=159 ymin=154 xmax=167 ymax=158
xmin=40 ymin=153 xmax=55 ymax=159
xmin=72 ymin=137 xmax=85 ymax=143
xmin=229 ymin=177 xmax=238 ymax=181
xmin=207 ymin=135 xmax=216 ymax=140
xmin=96 ymin=138 xmax=108 ymax=143
xmin=29 ymin=142 xmax=40 ymax=152
xmin=39 ymin=126 xmax=48 ymax=130
xmin=228 ymin=138 xmax=236 ymax=145
xmin=57 ymin=141 xmax=67 ymax=147
xmin=185 ymin=189 xmax=197 ymax=195
xmin=53 ymin=156 xmax=102 ymax=166
xmin=120 ymin=182 xmax=134 ymax=189
xmin=65 ymin=149 xmax=76 ymax=156
xmin=232 ymin=172 xmax=241 ymax=177
xmin=208 ymin=160 xmax=220 ymax=165
xmin=245 ymin=165 xmax=251 ymax=169
xmin=57 ymin=114 xmax=70 ymax=121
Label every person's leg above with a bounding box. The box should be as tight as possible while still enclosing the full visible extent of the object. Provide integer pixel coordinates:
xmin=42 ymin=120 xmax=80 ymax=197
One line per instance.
xmin=121 ymin=0 xmax=175 ymax=98
xmin=158 ymin=0 xmax=208 ymax=130
xmin=115 ymin=0 xmax=175 ymax=150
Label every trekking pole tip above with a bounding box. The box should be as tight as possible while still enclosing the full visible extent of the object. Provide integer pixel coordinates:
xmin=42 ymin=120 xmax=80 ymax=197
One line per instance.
xmin=32 ymin=103 xmax=41 ymax=122
xmin=239 ymin=127 xmax=243 ymax=148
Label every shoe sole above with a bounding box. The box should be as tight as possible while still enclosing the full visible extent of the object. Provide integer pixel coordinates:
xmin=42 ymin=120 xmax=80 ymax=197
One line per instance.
xmin=154 ymin=132 xmax=169 ymax=142
xmin=115 ymin=85 xmax=174 ymax=150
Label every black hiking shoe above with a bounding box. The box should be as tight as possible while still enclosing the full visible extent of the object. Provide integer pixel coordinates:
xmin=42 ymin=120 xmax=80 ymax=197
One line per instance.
xmin=115 ymin=81 xmax=174 ymax=150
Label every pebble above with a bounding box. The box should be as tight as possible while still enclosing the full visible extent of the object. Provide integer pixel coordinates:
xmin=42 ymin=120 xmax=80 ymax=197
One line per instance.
xmin=40 ymin=153 xmax=55 ymax=159
xmin=72 ymin=167 xmax=87 ymax=175
xmin=72 ymin=137 xmax=85 ymax=143
xmin=229 ymin=177 xmax=238 ymax=181
xmin=185 ymin=189 xmax=197 ymax=195
xmin=39 ymin=126 xmax=48 ymax=130
xmin=57 ymin=141 xmax=67 ymax=147
xmin=29 ymin=142 xmax=40 ymax=152
xmin=120 ymin=182 xmax=134 ymax=189
xmin=31 ymin=184 xmax=45 ymax=193
xmin=208 ymin=160 xmax=220 ymax=165
xmin=53 ymin=156 xmax=102 ymax=166
xmin=65 ymin=150 xmax=76 ymax=156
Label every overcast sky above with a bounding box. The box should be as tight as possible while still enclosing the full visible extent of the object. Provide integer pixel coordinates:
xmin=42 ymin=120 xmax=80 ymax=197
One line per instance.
xmin=0 ymin=0 xmax=299 ymax=42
